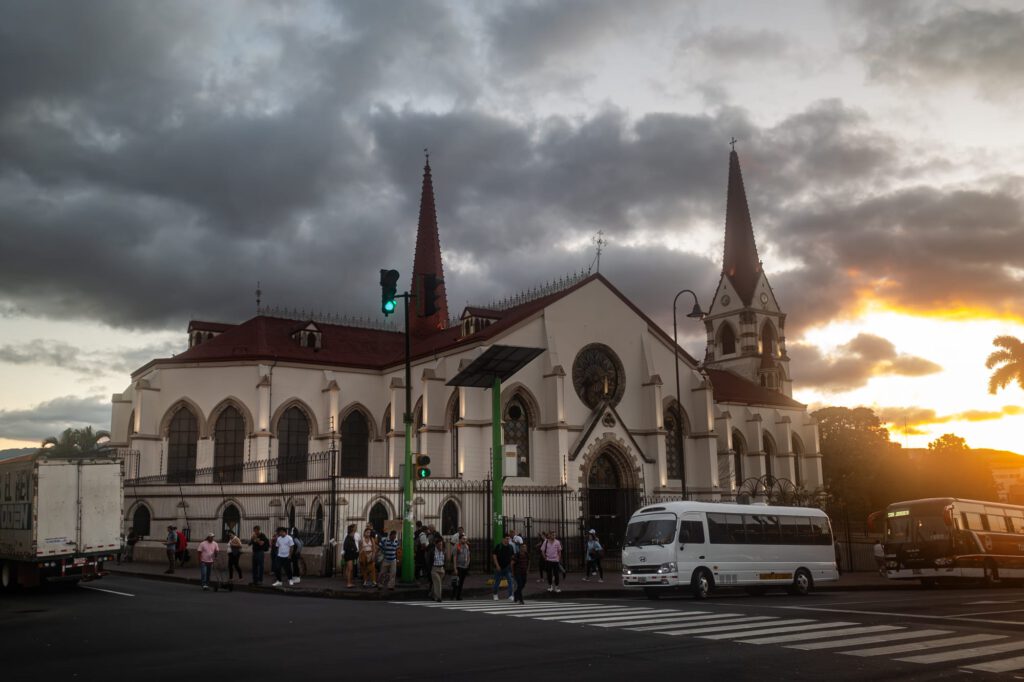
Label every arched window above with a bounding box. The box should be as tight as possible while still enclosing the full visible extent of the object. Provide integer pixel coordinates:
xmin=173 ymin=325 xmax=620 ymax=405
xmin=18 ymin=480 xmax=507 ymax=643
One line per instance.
xmin=761 ymin=322 xmax=778 ymax=356
xmin=277 ymin=407 xmax=310 ymax=483
xmin=763 ymin=433 xmax=776 ymax=480
xmin=441 ymin=500 xmax=459 ymax=535
xmin=131 ymin=505 xmax=151 ymax=537
xmin=287 ymin=503 xmax=297 ymax=532
xmin=720 ymin=324 xmax=737 ymax=356
xmin=664 ymin=402 xmax=684 ymax=480
xmin=383 ymin=405 xmax=392 ymax=476
xmin=792 ymin=434 xmax=804 ymax=487
xmin=341 ymin=410 xmax=370 ymax=478
xmin=368 ymin=501 xmax=389 ymax=535
xmin=448 ymin=393 xmax=460 ymax=478
xmin=213 ymin=406 xmax=245 ymax=483
xmin=732 ymin=429 xmax=746 ymax=489
xmin=221 ymin=504 xmax=241 ymax=542
xmin=167 ymin=407 xmax=198 ymax=484
xmin=504 ymin=395 xmax=530 ymax=477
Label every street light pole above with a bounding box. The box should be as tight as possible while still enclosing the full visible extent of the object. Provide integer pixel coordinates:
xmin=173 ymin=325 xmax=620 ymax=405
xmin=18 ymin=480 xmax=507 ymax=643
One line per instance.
xmin=672 ymin=289 xmax=705 ymax=500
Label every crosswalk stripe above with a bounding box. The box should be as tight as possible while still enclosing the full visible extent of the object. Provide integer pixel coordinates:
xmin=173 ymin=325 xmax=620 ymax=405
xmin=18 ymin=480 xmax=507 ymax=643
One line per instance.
xmin=531 ymin=608 xmax=650 ymax=621
xmin=964 ymin=655 xmax=1024 ymax=673
xmin=700 ymin=614 xmax=843 ymax=638
xmin=784 ymin=628 xmax=940 ymax=649
xmin=416 ymin=601 xmax=578 ymax=610
xmin=845 ymin=633 xmax=1006 ymax=658
xmin=896 ymin=639 xmax=1024 ymax=664
xmin=627 ymin=614 xmax=745 ymax=631
xmin=563 ymin=611 xmax=701 ymax=625
xmin=480 ymin=605 xmax=622 ymax=615
xmin=592 ymin=615 xmax=717 ymax=628
xmin=658 ymin=617 xmax=800 ymax=636
xmin=702 ymin=621 xmax=856 ymax=641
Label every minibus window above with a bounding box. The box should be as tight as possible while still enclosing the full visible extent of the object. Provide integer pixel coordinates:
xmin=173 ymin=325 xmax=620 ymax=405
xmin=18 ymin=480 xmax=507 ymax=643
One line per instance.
xmin=987 ymin=515 xmax=1008 ymax=533
xmin=744 ymin=515 xmax=764 ymax=544
xmin=726 ymin=514 xmax=745 ymax=543
xmin=625 ymin=519 xmax=677 ymax=546
xmin=679 ymin=520 xmax=705 ymax=544
xmin=707 ymin=513 xmax=729 ymax=544
xmin=779 ymin=515 xmax=800 ymax=544
xmin=809 ymin=516 xmax=832 ymax=545
xmin=761 ymin=515 xmax=781 ymax=544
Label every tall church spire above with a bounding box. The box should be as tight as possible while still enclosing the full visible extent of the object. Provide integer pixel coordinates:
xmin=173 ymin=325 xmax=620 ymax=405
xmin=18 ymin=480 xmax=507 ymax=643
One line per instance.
xmin=410 ymin=150 xmax=449 ymax=337
xmin=722 ymin=147 xmax=762 ymax=306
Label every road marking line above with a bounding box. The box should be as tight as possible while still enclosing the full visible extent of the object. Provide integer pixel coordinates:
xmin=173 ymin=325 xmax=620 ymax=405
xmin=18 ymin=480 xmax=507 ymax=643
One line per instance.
xmin=784 ymin=628 xmax=945 ymax=649
xmin=702 ymin=621 xmax=856 ymax=640
xmin=845 ymin=633 xmax=1006 ymax=658
xmin=628 ymin=614 xmax=745 ymax=631
xmin=897 ymin=639 xmax=1024 ymax=664
xmin=964 ymin=654 xmax=1024 ymax=673
xmin=778 ymin=604 xmax=1024 ymax=626
xmin=79 ymin=584 xmax=135 ymax=597
xmin=503 ymin=608 xmax=644 ymax=618
xmin=589 ymin=615 xmax=712 ymax=628
xmin=563 ymin=612 xmax=695 ymax=625
xmin=530 ymin=608 xmax=650 ymax=620
xmin=657 ymin=617 xmax=801 ymax=636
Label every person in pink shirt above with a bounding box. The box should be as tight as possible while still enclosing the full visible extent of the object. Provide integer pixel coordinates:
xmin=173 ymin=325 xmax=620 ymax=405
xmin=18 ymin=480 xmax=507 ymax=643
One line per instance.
xmin=540 ymin=530 xmax=563 ymax=593
xmin=198 ymin=532 xmax=220 ymax=591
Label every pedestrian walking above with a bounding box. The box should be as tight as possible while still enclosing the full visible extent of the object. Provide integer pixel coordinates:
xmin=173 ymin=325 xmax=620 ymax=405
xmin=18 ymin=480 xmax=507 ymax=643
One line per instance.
xmin=512 ymin=536 xmax=529 ymax=604
xmin=378 ymin=530 xmax=400 ymax=591
xmin=583 ymin=529 xmax=604 ymax=582
xmin=535 ymin=532 xmax=548 ymax=583
xmin=175 ymin=527 xmax=189 ymax=566
xmin=541 ymin=530 xmax=563 ymax=593
xmin=452 ymin=533 xmax=470 ymax=600
xmin=272 ymin=527 xmax=297 ymax=587
xmin=198 ymin=532 xmax=219 ymax=591
xmin=164 ymin=525 xmax=177 ymax=574
xmin=428 ymin=536 xmax=446 ymax=602
xmin=249 ymin=525 xmax=269 ymax=585
xmin=874 ymin=540 xmax=885 ymax=576
xmin=124 ymin=526 xmax=138 ymax=563
xmin=359 ymin=527 xmax=378 ymax=587
xmin=491 ymin=534 xmax=515 ymax=601
xmin=227 ymin=531 xmax=243 ymax=580
xmin=343 ymin=524 xmax=359 ymax=588
xmin=413 ymin=521 xmax=425 ymax=579
xmin=290 ymin=528 xmax=304 ymax=578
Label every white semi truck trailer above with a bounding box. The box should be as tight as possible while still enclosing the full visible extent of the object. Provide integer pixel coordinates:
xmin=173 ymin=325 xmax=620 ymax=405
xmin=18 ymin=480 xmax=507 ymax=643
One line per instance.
xmin=0 ymin=453 xmax=123 ymax=589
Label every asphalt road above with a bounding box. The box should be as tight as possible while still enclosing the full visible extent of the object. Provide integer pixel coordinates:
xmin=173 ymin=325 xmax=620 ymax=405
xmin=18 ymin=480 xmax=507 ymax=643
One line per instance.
xmin=4 ymin=577 xmax=1024 ymax=681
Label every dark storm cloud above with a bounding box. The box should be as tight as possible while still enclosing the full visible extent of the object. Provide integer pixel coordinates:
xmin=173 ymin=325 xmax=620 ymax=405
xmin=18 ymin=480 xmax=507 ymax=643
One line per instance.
xmin=0 ymin=395 xmax=110 ymax=442
xmin=789 ymin=333 xmax=941 ymax=392
xmin=852 ymin=3 xmax=1024 ymax=98
xmin=0 ymin=339 xmax=180 ymax=377
xmin=682 ymin=28 xmax=794 ymax=62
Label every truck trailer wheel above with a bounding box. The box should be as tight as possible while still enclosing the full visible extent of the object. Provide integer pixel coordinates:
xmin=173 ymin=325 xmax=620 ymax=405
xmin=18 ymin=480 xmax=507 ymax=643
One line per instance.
xmin=0 ymin=561 xmax=16 ymax=591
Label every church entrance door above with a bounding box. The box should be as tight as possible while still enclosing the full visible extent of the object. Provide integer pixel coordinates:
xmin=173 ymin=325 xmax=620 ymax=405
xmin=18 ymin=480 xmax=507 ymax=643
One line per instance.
xmin=584 ymin=450 xmax=639 ymax=556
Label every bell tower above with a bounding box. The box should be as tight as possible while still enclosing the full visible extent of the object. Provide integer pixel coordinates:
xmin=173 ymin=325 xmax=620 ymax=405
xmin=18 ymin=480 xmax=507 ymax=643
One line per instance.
xmin=703 ymin=145 xmax=792 ymax=396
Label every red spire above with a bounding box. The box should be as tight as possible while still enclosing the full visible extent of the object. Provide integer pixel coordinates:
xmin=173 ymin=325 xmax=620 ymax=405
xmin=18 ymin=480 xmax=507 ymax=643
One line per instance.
xmin=722 ymin=148 xmax=762 ymax=306
xmin=410 ymin=152 xmax=449 ymax=337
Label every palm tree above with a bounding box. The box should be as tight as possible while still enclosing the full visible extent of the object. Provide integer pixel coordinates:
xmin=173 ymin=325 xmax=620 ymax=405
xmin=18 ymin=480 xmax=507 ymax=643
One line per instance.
xmin=987 ymin=335 xmax=1024 ymax=394
xmin=39 ymin=426 xmax=111 ymax=456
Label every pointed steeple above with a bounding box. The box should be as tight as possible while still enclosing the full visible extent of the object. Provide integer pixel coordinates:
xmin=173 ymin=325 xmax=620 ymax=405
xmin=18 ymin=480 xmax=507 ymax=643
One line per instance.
xmin=722 ymin=147 xmax=762 ymax=306
xmin=410 ymin=150 xmax=449 ymax=337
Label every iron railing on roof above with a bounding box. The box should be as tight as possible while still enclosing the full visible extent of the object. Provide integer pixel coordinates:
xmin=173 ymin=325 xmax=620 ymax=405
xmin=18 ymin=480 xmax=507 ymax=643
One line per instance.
xmin=468 ymin=268 xmax=592 ymax=313
xmin=256 ymin=305 xmax=398 ymax=331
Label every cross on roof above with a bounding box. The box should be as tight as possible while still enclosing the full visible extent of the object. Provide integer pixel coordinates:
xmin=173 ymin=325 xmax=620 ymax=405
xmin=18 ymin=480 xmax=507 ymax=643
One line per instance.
xmin=730 ymin=137 xmax=737 ymax=151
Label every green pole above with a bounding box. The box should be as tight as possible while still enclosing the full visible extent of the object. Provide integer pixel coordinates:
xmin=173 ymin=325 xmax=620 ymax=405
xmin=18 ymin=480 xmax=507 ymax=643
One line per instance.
xmin=491 ymin=375 xmax=504 ymax=544
xmin=400 ymin=291 xmax=415 ymax=583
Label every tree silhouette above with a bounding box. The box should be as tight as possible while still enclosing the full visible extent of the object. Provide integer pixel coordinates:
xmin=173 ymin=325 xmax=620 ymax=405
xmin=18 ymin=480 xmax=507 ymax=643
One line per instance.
xmin=39 ymin=426 xmax=111 ymax=456
xmin=986 ymin=335 xmax=1024 ymax=394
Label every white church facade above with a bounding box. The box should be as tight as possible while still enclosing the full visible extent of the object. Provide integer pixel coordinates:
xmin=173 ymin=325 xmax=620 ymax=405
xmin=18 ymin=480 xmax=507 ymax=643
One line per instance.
xmin=109 ymin=150 xmax=823 ymax=567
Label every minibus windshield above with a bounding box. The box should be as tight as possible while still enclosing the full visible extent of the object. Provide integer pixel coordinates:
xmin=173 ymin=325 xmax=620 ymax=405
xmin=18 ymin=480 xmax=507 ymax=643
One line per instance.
xmin=625 ymin=519 xmax=676 ymax=546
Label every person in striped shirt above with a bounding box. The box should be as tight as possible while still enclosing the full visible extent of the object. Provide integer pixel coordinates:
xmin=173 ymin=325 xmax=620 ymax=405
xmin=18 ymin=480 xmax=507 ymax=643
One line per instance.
xmin=378 ymin=530 xmax=400 ymax=591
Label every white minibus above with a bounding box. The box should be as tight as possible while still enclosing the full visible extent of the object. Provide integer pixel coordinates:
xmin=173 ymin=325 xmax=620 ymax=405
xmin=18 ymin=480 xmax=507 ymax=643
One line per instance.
xmin=621 ymin=501 xmax=839 ymax=599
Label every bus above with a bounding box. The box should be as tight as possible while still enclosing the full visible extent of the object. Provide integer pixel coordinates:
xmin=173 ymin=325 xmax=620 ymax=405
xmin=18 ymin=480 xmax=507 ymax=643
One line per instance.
xmin=621 ymin=501 xmax=839 ymax=599
xmin=884 ymin=497 xmax=1024 ymax=586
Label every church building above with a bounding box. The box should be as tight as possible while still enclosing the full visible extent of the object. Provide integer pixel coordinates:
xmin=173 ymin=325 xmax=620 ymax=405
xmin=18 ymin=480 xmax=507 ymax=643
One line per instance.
xmin=108 ymin=149 xmax=822 ymax=565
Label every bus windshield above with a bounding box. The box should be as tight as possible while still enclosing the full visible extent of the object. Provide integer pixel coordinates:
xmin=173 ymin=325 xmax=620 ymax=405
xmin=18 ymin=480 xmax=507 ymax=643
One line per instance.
xmin=625 ymin=519 xmax=676 ymax=546
xmin=887 ymin=512 xmax=949 ymax=544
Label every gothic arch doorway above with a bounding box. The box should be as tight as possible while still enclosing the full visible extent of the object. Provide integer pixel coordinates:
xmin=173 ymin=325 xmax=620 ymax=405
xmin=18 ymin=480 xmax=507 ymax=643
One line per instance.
xmin=368 ymin=501 xmax=389 ymax=535
xmin=584 ymin=448 xmax=639 ymax=555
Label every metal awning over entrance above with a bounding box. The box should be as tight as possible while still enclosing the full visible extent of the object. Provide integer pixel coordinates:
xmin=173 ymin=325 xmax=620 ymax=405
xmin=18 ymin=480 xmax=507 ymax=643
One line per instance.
xmin=446 ymin=345 xmax=545 ymax=388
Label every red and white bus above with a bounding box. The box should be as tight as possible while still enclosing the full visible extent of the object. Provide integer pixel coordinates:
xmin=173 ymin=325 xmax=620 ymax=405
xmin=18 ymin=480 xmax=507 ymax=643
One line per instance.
xmin=884 ymin=497 xmax=1024 ymax=586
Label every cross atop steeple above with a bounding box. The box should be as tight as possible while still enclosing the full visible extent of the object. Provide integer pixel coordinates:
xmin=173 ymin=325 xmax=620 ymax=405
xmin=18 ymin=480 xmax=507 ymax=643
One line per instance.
xmin=730 ymin=136 xmax=737 ymax=152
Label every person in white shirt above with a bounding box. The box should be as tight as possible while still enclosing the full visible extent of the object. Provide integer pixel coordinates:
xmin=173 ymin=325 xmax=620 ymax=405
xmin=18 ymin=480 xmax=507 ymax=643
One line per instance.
xmin=272 ymin=527 xmax=298 ymax=587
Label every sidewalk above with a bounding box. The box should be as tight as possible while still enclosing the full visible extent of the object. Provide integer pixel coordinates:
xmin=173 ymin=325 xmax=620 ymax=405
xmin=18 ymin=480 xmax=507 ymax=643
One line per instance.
xmin=108 ymin=560 xmax=903 ymax=600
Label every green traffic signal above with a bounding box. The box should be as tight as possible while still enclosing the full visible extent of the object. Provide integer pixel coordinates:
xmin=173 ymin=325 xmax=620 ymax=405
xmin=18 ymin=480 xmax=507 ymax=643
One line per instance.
xmin=379 ymin=269 xmax=400 ymax=316
xmin=415 ymin=454 xmax=431 ymax=479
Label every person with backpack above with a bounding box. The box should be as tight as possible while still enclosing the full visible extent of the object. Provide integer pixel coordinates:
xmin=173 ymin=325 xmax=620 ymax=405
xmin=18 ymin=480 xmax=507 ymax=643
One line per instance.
xmin=290 ymin=528 xmax=304 ymax=579
xmin=227 ymin=531 xmax=243 ymax=581
xmin=541 ymin=530 xmax=563 ymax=593
xmin=512 ymin=536 xmax=530 ymax=604
xmin=359 ymin=527 xmax=378 ymax=588
xmin=343 ymin=524 xmax=359 ymax=588
xmin=378 ymin=530 xmax=400 ymax=592
xmin=198 ymin=532 xmax=220 ymax=591
xmin=452 ymin=533 xmax=470 ymax=601
xmin=491 ymin=534 xmax=515 ymax=601
xmin=583 ymin=529 xmax=604 ymax=582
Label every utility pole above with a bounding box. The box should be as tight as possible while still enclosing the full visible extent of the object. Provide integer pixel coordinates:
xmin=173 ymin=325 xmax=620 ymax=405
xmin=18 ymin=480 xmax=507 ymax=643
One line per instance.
xmin=399 ymin=289 xmax=415 ymax=583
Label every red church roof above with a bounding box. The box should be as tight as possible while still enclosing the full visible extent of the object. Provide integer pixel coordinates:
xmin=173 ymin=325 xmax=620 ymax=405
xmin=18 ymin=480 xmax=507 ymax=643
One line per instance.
xmin=705 ymin=368 xmax=805 ymax=409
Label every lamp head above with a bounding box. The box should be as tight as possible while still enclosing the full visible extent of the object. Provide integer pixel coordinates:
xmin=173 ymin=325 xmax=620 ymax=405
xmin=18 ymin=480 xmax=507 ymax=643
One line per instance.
xmin=687 ymin=302 xmax=705 ymax=319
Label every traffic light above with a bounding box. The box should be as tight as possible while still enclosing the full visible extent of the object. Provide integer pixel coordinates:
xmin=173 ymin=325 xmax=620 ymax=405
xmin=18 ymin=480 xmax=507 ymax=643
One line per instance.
xmin=380 ymin=269 xmax=399 ymax=316
xmin=419 ymin=273 xmax=442 ymax=317
xmin=415 ymin=454 xmax=431 ymax=479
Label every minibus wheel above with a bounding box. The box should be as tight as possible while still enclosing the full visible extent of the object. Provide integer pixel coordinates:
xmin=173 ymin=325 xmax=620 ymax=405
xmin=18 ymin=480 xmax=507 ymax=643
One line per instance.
xmin=692 ymin=568 xmax=713 ymax=599
xmin=788 ymin=568 xmax=813 ymax=596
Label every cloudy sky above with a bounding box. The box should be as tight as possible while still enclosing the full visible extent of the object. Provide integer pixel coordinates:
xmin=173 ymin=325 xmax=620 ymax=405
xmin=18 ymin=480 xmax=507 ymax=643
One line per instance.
xmin=1 ymin=0 xmax=1023 ymax=452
